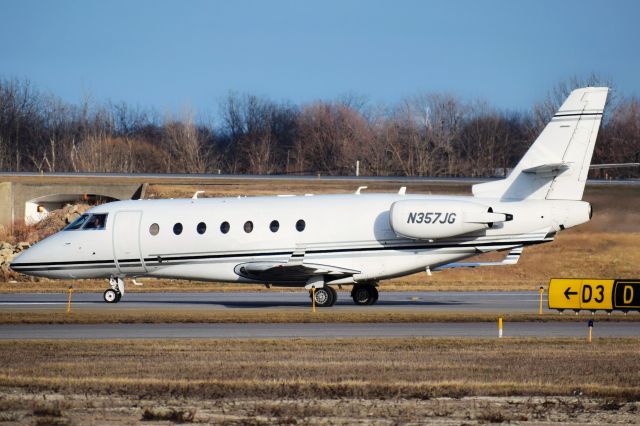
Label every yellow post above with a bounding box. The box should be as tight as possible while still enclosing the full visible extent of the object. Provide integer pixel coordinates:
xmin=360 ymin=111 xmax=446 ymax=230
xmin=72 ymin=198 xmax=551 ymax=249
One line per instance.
xmin=539 ymin=286 xmax=544 ymax=315
xmin=67 ymin=286 xmax=73 ymax=316
xmin=498 ymin=317 xmax=503 ymax=338
xmin=312 ymin=287 xmax=316 ymax=313
xmin=588 ymin=320 xmax=593 ymax=343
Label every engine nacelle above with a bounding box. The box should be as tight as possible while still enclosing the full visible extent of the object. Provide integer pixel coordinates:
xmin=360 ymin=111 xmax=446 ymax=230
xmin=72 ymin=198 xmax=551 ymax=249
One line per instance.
xmin=389 ymin=199 xmax=511 ymax=240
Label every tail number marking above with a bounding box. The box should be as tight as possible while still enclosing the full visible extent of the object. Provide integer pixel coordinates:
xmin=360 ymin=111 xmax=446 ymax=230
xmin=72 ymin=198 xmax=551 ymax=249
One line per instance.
xmin=407 ymin=212 xmax=456 ymax=224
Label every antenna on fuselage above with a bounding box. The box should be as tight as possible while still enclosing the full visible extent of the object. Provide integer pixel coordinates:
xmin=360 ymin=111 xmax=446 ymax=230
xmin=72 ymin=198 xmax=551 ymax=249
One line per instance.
xmin=192 ymin=191 xmax=205 ymax=199
xmin=355 ymin=186 xmax=368 ymax=195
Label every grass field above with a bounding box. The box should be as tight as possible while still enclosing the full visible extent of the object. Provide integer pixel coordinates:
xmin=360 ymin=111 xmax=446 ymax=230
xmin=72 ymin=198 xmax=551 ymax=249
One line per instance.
xmin=1 ymin=337 xmax=639 ymax=424
xmin=1 ymin=309 xmax=639 ymax=325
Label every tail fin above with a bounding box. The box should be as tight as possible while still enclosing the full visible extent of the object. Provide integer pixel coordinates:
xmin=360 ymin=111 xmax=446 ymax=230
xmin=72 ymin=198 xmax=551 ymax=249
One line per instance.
xmin=473 ymin=87 xmax=609 ymax=201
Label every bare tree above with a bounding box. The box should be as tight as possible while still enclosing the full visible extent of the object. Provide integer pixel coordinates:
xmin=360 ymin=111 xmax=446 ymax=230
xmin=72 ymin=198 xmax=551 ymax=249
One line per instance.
xmin=0 ymin=76 xmax=636 ymax=179
xmin=163 ymin=114 xmax=209 ymax=174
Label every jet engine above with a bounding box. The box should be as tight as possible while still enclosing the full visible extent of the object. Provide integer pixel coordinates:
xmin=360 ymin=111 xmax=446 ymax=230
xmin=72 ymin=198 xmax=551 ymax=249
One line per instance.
xmin=389 ymin=199 xmax=512 ymax=240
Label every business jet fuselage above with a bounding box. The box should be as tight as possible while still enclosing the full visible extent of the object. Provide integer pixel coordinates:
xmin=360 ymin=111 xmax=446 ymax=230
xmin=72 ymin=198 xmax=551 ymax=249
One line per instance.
xmin=10 ymin=87 xmax=609 ymax=307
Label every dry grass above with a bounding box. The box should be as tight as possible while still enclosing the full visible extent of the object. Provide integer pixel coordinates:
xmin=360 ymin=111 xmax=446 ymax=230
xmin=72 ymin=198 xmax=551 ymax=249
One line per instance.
xmin=0 ymin=338 xmax=639 ymax=400
xmin=145 ymin=179 xmax=469 ymax=199
xmin=1 ymin=308 xmax=639 ymax=325
xmin=1 ymin=337 xmax=639 ymax=423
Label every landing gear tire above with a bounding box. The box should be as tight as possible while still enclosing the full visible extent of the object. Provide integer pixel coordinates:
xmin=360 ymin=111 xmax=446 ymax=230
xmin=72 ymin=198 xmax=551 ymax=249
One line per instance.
xmin=327 ymin=286 xmax=338 ymax=307
xmin=311 ymin=286 xmax=336 ymax=307
xmin=103 ymin=288 xmax=120 ymax=303
xmin=351 ymin=284 xmax=379 ymax=306
xmin=105 ymin=277 xmax=124 ymax=303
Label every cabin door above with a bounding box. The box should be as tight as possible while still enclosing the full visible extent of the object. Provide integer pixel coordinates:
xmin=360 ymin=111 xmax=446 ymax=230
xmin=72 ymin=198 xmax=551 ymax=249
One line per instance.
xmin=112 ymin=210 xmax=146 ymax=275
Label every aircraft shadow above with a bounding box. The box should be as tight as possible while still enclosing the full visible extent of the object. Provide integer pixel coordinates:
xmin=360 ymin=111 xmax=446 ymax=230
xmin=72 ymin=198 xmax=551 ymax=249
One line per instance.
xmin=113 ymin=298 xmax=468 ymax=309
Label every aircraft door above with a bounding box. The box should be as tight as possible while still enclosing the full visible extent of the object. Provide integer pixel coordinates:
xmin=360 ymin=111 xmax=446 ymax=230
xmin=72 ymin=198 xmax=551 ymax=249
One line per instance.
xmin=112 ymin=210 xmax=146 ymax=275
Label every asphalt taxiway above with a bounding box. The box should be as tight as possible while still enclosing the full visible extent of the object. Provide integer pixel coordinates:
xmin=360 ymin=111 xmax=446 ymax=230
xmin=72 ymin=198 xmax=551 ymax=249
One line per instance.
xmin=0 ymin=290 xmax=549 ymax=312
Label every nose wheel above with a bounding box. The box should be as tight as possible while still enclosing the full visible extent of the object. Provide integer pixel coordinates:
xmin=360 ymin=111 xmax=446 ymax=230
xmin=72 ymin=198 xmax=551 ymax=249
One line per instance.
xmin=103 ymin=288 xmax=121 ymax=303
xmin=104 ymin=277 xmax=125 ymax=303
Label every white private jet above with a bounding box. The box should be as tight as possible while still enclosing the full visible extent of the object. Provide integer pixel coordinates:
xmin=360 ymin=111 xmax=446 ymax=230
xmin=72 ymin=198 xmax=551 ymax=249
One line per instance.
xmin=11 ymin=87 xmax=609 ymax=307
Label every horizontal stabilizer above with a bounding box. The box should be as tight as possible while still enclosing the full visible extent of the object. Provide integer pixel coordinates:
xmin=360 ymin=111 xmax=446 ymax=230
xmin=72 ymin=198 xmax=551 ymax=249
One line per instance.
xmin=433 ymin=246 xmax=523 ymax=271
xmin=522 ymin=163 xmax=572 ymax=175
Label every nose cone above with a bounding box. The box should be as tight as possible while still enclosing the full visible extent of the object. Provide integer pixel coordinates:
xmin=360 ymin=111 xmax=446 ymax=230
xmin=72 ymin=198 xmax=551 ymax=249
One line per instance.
xmin=9 ymin=242 xmax=52 ymax=278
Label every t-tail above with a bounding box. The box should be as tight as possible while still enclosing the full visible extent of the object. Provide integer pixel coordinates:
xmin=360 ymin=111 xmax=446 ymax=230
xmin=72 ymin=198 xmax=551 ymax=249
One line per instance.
xmin=473 ymin=87 xmax=609 ymax=201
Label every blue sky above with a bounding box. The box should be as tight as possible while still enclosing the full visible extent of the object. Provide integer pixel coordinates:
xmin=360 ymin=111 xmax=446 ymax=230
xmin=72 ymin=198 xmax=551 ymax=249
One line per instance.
xmin=2 ymin=0 xmax=638 ymax=114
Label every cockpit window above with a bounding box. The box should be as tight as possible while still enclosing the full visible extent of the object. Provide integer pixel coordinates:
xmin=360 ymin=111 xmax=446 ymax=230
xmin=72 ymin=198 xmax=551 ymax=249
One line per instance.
xmin=64 ymin=214 xmax=90 ymax=230
xmin=83 ymin=214 xmax=107 ymax=230
xmin=63 ymin=213 xmax=108 ymax=231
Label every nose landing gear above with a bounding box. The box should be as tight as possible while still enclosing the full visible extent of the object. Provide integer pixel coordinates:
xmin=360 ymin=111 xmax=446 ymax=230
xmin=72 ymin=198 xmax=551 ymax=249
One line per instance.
xmin=104 ymin=277 xmax=125 ymax=303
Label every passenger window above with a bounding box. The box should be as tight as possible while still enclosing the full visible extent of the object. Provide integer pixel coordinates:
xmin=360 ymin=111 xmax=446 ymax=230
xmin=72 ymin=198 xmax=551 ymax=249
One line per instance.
xmin=64 ymin=214 xmax=90 ymax=230
xmin=83 ymin=214 xmax=107 ymax=230
xmin=220 ymin=221 xmax=230 ymax=234
xmin=173 ymin=223 xmax=183 ymax=235
xmin=270 ymin=220 xmax=279 ymax=233
xmin=149 ymin=223 xmax=159 ymax=236
xmin=244 ymin=221 xmax=253 ymax=233
xmin=296 ymin=219 xmax=306 ymax=232
xmin=197 ymin=222 xmax=206 ymax=234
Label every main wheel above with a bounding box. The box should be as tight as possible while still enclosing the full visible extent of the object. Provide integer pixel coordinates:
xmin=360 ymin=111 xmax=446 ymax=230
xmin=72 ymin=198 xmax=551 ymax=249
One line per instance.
xmin=351 ymin=284 xmax=379 ymax=305
xmin=370 ymin=286 xmax=379 ymax=305
xmin=312 ymin=287 xmax=335 ymax=307
xmin=327 ymin=286 xmax=338 ymax=307
xmin=103 ymin=288 xmax=120 ymax=303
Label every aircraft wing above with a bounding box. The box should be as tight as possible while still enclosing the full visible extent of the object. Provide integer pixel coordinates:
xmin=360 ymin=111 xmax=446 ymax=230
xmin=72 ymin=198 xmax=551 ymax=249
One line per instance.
xmin=234 ymin=261 xmax=360 ymax=282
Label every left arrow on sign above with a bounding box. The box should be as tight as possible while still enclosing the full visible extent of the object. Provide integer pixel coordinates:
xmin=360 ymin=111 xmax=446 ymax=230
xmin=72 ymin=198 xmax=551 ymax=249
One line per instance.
xmin=564 ymin=287 xmax=578 ymax=300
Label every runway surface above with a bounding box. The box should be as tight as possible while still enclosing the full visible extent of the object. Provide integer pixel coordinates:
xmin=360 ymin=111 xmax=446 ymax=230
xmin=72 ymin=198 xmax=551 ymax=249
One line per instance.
xmin=0 ymin=290 xmax=552 ymax=312
xmin=1 ymin=321 xmax=638 ymax=339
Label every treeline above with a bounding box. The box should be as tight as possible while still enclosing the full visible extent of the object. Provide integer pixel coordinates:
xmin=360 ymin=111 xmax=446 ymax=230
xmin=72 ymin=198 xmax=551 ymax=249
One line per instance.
xmin=0 ymin=77 xmax=638 ymax=177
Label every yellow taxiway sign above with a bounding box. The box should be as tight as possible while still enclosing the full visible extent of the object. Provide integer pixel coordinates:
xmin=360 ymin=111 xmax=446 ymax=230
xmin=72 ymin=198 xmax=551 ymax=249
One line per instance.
xmin=548 ymin=279 xmax=640 ymax=311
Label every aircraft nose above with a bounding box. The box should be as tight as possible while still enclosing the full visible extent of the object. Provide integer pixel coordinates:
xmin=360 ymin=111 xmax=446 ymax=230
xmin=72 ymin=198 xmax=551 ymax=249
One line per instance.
xmin=9 ymin=242 xmax=51 ymax=277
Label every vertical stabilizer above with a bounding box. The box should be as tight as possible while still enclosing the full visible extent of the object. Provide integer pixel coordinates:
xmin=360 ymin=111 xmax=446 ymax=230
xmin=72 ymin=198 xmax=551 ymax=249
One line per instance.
xmin=473 ymin=87 xmax=609 ymax=201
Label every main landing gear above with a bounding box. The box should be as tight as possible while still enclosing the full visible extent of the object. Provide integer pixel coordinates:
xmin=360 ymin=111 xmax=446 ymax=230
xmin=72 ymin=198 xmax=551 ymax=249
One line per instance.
xmin=351 ymin=283 xmax=379 ymax=305
xmin=104 ymin=277 xmax=125 ymax=303
xmin=308 ymin=283 xmax=380 ymax=307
